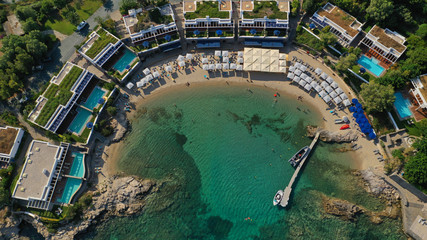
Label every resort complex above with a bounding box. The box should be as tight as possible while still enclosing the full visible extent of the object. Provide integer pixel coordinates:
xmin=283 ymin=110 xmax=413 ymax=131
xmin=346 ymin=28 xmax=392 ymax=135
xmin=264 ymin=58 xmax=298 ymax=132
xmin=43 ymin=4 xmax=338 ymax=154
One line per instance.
xmin=0 ymin=126 xmax=24 ymax=166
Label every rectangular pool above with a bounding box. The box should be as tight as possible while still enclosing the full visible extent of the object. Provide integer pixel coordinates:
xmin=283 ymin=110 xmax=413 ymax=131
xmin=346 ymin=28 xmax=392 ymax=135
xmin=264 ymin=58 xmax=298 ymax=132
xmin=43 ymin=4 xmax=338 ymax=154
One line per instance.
xmin=70 ymin=152 xmax=85 ymax=178
xmin=68 ymin=108 xmax=92 ymax=134
xmin=56 ymin=178 xmax=82 ymax=204
xmin=357 ymin=55 xmax=385 ymax=77
xmin=113 ymin=48 xmax=137 ymax=72
xmin=82 ymin=87 xmax=106 ymax=110
xmin=394 ymin=92 xmax=412 ymax=119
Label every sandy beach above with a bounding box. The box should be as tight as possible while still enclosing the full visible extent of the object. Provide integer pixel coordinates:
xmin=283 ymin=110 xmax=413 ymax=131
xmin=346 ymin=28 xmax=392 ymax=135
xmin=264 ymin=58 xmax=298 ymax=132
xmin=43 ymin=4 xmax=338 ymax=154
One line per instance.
xmin=102 ymin=51 xmax=382 ymax=178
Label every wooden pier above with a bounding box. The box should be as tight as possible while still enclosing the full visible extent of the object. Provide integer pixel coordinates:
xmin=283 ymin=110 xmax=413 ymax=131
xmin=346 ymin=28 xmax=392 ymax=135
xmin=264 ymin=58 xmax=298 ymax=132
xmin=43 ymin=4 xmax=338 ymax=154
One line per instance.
xmin=280 ymin=132 xmax=320 ymax=207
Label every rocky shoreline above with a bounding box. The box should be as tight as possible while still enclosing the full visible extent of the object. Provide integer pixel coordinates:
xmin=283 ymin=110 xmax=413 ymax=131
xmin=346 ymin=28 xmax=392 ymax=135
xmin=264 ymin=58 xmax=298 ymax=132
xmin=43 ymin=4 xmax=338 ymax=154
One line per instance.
xmin=307 ymin=125 xmax=359 ymax=142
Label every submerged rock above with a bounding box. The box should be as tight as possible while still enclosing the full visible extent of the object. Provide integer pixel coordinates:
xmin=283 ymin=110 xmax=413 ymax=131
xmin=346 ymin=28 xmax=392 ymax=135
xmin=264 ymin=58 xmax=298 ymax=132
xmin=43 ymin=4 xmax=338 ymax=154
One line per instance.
xmin=322 ymin=196 xmax=363 ymax=221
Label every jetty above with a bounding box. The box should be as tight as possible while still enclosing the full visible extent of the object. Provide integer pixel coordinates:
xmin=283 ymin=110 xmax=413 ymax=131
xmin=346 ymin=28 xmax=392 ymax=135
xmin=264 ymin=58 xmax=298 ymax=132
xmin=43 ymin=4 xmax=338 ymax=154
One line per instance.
xmin=279 ymin=132 xmax=320 ymax=207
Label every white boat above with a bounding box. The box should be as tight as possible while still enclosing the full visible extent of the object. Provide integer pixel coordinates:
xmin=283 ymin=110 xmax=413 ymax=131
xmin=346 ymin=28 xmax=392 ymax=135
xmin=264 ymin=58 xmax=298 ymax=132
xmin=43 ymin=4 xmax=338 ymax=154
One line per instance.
xmin=273 ymin=190 xmax=284 ymax=206
xmin=334 ymin=119 xmax=343 ymax=124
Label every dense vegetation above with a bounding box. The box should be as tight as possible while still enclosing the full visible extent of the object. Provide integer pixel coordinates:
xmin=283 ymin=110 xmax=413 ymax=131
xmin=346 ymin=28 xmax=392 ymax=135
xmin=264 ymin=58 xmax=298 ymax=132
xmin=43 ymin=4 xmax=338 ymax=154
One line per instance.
xmin=404 ymin=124 xmax=427 ymax=193
xmin=85 ymin=28 xmax=118 ymax=59
xmin=120 ymin=0 xmax=169 ymax=15
xmin=243 ymin=1 xmax=288 ymax=19
xmin=0 ymin=165 xmax=15 ymax=208
xmin=359 ymin=81 xmax=395 ymax=113
xmin=185 ymin=1 xmax=229 ymax=20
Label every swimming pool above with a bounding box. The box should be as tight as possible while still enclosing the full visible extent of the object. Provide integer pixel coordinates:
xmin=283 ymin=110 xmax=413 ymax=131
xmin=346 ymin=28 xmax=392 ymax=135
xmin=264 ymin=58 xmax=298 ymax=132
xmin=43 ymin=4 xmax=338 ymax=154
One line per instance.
xmin=113 ymin=49 xmax=136 ymax=72
xmin=82 ymin=87 xmax=106 ymax=110
xmin=394 ymin=92 xmax=412 ymax=119
xmin=70 ymin=152 xmax=85 ymax=178
xmin=357 ymin=55 xmax=385 ymax=77
xmin=56 ymin=178 xmax=82 ymax=204
xmin=68 ymin=108 xmax=92 ymax=134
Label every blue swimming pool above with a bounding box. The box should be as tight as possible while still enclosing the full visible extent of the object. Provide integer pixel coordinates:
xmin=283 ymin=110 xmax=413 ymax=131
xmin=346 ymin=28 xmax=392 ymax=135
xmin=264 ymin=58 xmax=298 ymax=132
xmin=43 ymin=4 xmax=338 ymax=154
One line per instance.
xmin=113 ymin=49 xmax=136 ymax=72
xmin=394 ymin=92 xmax=412 ymax=119
xmin=357 ymin=55 xmax=385 ymax=77
xmin=82 ymin=87 xmax=106 ymax=110
xmin=68 ymin=108 xmax=92 ymax=134
xmin=70 ymin=152 xmax=85 ymax=178
xmin=56 ymin=178 xmax=82 ymax=204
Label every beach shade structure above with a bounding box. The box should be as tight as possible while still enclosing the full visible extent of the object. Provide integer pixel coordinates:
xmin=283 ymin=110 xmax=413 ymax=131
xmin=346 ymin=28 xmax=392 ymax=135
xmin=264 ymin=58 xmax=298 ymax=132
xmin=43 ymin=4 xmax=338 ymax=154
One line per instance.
xmin=294 ymin=62 xmax=302 ymax=69
xmin=238 ymin=51 xmax=244 ymax=57
xmin=230 ymin=63 xmax=237 ymax=70
xmin=287 ymin=72 xmax=295 ymax=80
xmin=165 ymin=65 xmax=173 ymax=72
xmin=326 ymin=76 xmax=334 ymax=84
xmin=86 ymin=122 xmax=94 ymax=129
xmin=330 ymin=91 xmax=338 ymax=98
xmin=202 ymin=64 xmax=209 ymax=70
xmin=186 ymin=53 xmax=193 ymax=61
xmin=340 ymin=93 xmax=348 ymax=100
xmin=369 ymin=132 xmax=376 ymax=139
xmin=320 ymin=81 xmax=329 ymax=88
xmin=331 ymin=81 xmax=339 ymax=89
xmin=279 ymin=53 xmax=287 ymax=60
xmin=315 ymin=68 xmax=322 ymax=75
xmin=305 ymin=77 xmax=313 ymax=83
xmin=323 ymin=95 xmax=332 ymax=103
xmin=304 ymin=84 xmax=313 ymax=91
xmin=152 ymin=71 xmax=160 ymax=78
xmin=164 ymin=35 xmax=172 ymax=42
xmin=360 ymin=67 xmax=366 ymax=74
xmin=335 ymin=88 xmax=344 ymax=95
xmin=237 ymin=57 xmax=244 ymax=64
xmin=215 ymin=50 xmax=222 ymax=57
xmin=216 ymin=30 xmax=223 ymax=36
xmin=177 ymin=55 xmax=185 ymax=61
xmin=279 ymin=60 xmax=287 ymax=67
xmin=320 ymin=72 xmax=329 ymax=80
xmin=136 ymin=80 xmax=145 ymax=88
xmin=289 ymin=66 xmax=296 ymax=72
xmin=356 ymin=103 xmax=363 ymax=109
xmin=299 ymin=79 xmax=307 ymax=87
xmin=352 ymin=98 xmax=359 ymax=104
xmin=274 ymin=30 xmax=281 ymax=36
xmin=216 ymin=63 xmax=222 ymax=70
xmin=279 ymin=66 xmax=287 ymax=72
xmin=353 ymin=112 xmax=359 ymax=118
xmin=319 ymin=90 xmax=327 ymax=98
xmin=310 ymin=81 xmax=319 ymax=88
xmin=362 ymin=128 xmax=371 ymax=134
xmin=293 ymin=76 xmax=301 ymax=83
xmin=309 ymin=23 xmax=316 ymax=29
xmin=300 ymin=73 xmax=308 ymax=80
xmin=202 ymin=57 xmax=209 ymax=64
xmin=142 ymin=41 xmax=150 ymax=48
xmin=126 ymin=82 xmax=134 ymax=89
xmin=344 ymin=99 xmax=352 ymax=107
xmin=294 ymin=69 xmax=302 ymax=76
xmin=250 ymin=29 xmax=257 ymax=35
xmin=349 ymin=106 xmax=356 ymax=112
xmin=223 ymin=63 xmax=230 ymax=70
xmin=334 ymin=96 xmax=342 ymax=104
xmin=342 ymin=116 xmax=349 ymax=122
xmin=223 ymin=57 xmax=229 ymax=63
xmin=209 ymin=64 xmax=215 ymax=70
xmin=145 ymin=74 xmax=153 ymax=81
xmin=300 ymin=65 xmax=307 ymax=72
xmin=143 ymin=68 xmax=151 ymax=75
xmin=194 ymin=29 xmax=200 ymax=36
xmin=222 ymin=51 xmax=229 ymax=57
xmin=236 ymin=65 xmax=243 ymax=71
xmin=178 ymin=61 xmax=185 ymax=67
xmin=315 ymin=85 xmax=323 ymax=93
xmin=325 ymin=86 xmax=334 ymax=93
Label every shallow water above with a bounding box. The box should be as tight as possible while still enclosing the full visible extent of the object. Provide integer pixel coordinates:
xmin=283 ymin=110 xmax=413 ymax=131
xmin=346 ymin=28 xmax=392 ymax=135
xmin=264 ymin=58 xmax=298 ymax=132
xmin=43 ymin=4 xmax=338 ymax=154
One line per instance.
xmin=84 ymin=84 xmax=404 ymax=239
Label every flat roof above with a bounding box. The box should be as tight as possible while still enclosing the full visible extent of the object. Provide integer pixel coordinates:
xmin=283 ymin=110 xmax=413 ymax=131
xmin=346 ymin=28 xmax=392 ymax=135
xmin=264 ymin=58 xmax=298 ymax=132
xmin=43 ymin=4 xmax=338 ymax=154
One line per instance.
xmin=219 ymin=0 xmax=231 ymax=11
xmin=369 ymin=25 xmax=406 ymax=53
xmin=241 ymin=0 xmax=253 ymax=11
xmin=317 ymin=4 xmax=360 ymax=37
xmin=277 ymin=0 xmax=289 ymax=12
xmin=13 ymin=141 xmax=62 ymax=201
xmin=0 ymin=127 xmax=19 ymax=155
xmin=183 ymin=0 xmax=196 ymax=12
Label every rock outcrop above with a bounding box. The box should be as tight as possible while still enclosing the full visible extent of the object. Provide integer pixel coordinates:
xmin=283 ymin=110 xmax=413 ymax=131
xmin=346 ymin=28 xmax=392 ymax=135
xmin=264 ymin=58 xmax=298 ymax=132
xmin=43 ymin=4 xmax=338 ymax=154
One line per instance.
xmin=307 ymin=126 xmax=358 ymax=142
xmin=322 ymin=197 xmax=363 ymax=221
xmin=0 ymin=207 xmax=23 ymax=240
xmin=360 ymin=169 xmax=400 ymax=204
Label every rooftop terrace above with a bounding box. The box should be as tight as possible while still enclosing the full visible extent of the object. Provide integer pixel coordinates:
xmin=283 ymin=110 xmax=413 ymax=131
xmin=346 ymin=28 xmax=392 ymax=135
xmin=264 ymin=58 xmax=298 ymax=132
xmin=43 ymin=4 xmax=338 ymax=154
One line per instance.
xmin=0 ymin=127 xmax=19 ymax=155
xmin=184 ymin=1 xmax=230 ymax=19
xmin=369 ymin=25 xmax=406 ymax=53
xmin=81 ymin=29 xmax=119 ymax=59
xmin=317 ymin=3 xmax=360 ymax=37
xmin=243 ymin=1 xmax=288 ymax=19
xmin=124 ymin=6 xmax=174 ymax=35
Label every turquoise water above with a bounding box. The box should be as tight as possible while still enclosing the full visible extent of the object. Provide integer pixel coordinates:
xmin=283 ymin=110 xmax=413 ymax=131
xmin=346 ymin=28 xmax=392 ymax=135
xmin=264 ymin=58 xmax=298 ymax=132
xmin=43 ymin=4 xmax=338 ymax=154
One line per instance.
xmin=56 ymin=178 xmax=83 ymax=204
xmin=68 ymin=108 xmax=92 ymax=134
xmin=83 ymin=84 xmax=404 ymax=239
xmin=82 ymin=87 xmax=106 ymax=110
xmin=357 ymin=55 xmax=385 ymax=77
xmin=113 ymin=48 xmax=136 ymax=72
xmin=69 ymin=152 xmax=85 ymax=178
xmin=394 ymin=92 xmax=413 ymax=119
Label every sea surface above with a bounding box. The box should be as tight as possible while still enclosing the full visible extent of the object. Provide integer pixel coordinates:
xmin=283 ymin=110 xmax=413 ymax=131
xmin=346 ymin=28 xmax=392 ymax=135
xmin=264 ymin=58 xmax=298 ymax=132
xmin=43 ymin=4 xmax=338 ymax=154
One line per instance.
xmin=85 ymin=84 xmax=405 ymax=239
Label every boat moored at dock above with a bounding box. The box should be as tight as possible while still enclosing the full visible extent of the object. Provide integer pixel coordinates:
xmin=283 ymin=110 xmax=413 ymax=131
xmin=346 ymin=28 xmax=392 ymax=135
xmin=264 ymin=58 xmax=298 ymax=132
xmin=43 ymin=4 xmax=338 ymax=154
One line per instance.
xmin=273 ymin=190 xmax=284 ymax=206
xmin=288 ymin=146 xmax=310 ymax=167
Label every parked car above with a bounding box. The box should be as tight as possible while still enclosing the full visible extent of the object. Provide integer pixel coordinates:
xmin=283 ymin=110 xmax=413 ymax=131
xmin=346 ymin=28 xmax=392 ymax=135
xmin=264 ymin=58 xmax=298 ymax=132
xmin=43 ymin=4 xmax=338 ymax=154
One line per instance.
xmin=76 ymin=21 xmax=88 ymax=31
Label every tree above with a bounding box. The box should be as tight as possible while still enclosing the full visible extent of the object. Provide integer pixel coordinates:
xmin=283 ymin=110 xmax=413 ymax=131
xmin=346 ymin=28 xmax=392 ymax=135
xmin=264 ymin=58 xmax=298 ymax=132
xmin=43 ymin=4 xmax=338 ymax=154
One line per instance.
xmin=416 ymin=24 xmax=427 ymax=40
xmin=15 ymin=6 xmax=37 ymax=21
xmin=360 ymin=81 xmax=395 ymax=113
xmin=319 ymin=31 xmax=337 ymax=46
xmin=404 ymin=137 xmax=427 ymax=190
xmin=53 ymin=0 xmax=68 ymax=9
xmin=107 ymin=106 xmax=117 ymax=116
xmin=26 ymin=39 xmax=48 ymax=59
xmin=22 ymin=18 xmax=40 ymax=33
xmin=366 ymin=0 xmax=394 ymax=24
xmin=335 ymin=53 xmax=358 ymax=72
xmin=291 ymin=0 xmax=299 ymax=17
xmin=302 ymin=0 xmax=321 ymax=14
xmin=120 ymin=0 xmax=138 ymax=15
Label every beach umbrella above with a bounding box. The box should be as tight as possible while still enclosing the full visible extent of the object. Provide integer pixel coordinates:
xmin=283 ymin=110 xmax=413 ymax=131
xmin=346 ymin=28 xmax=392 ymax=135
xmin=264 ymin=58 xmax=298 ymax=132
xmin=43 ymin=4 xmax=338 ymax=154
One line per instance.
xmin=250 ymin=29 xmax=257 ymax=35
xmin=342 ymin=116 xmax=349 ymax=122
xmin=315 ymin=68 xmax=322 ymax=75
xmin=237 ymin=57 xmax=244 ymax=64
xmin=353 ymin=112 xmax=359 ymax=118
xmin=202 ymin=58 xmax=209 ymax=64
xmin=152 ymin=71 xmax=160 ymax=78
xmin=340 ymin=93 xmax=348 ymax=100
xmin=223 ymin=63 xmax=230 ymax=70
xmin=331 ymin=81 xmax=338 ymax=89
xmin=310 ymin=81 xmax=318 ymax=87
xmin=177 ymin=55 xmax=185 ymax=61
xmin=136 ymin=80 xmax=145 ymax=88
xmin=300 ymin=73 xmax=308 ymax=80
xmin=216 ymin=30 xmax=223 ymax=36
xmin=320 ymin=81 xmax=328 ymax=88
xmin=165 ymin=65 xmax=172 ymax=72
xmin=360 ymin=68 xmax=366 ymax=74
xmin=334 ymin=96 xmax=342 ymax=104
xmin=143 ymin=68 xmax=151 ymax=75
xmin=299 ymin=79 xmax=307 ymax=87
xmin=164 ymin=35 xmax=172 ymax=42
xmin=238 ymin=51 xmax=244 ymax=57
xmin=289 ymin=66 xmax=296 ymax=72
xmin=145 ymin=74 xmax=153 ymax=81
xmin=186 ymin=53 xmax=193 ymax=61
xmin=325 ymin=86 xmax=334 ymax=93
xmin=320 ymin=72 xmax=328 ymax=80
xmin=86 ymin=122 xmax=94 ymax=129
xmin=369 ymin=132 xmax=376 ymax=139
xmin=309 ymin=23 xmax=316 ymax=29
xmin=349 ymin=106 xmax=356 ymax=112
xmin=330 ymin=91 xmax=338 ymax=98
xmin=236 ymin=65 xmax=243 ymax=71
xmin=362 ymin=128 xmax=370 ymax=134
xmin=294 ymin=69 xmax=302 ymax=76
xmin=300 ymin=65 xmax=307 ymax=72
xmin=223 ymin=57 xmax=229 ymax=63
xmin=202 ymin=64 xmax=209 ymax=70
xmin=352 ymin=98 xmax=359 ymax=104
xmin=274 ymin=30 xmax=281 ymax=36
xmin=343 ymin=99 xmax=351 ymax=107
xmin=222 ymin=51 xmax=229 ymax=57
xmin=305 ymin=77 xmax=313 ymax=83
xmin=293 ymin=76 xmax=300 ymax=83
xmin=142 ymin=41 xmax=149 ymax=48
xmin=126 ymin=82 xmax=134 ymax=89
xmin=315 ymin=85 xmax=323 ymax=92
xmin=178 ymin=61 xmax=185 ymax=67
xmin=287 ymin=72 xmax=295 ymax=79
xmin=304 ymin=84 xmax=313 ymax=91
xmin=335 ymin=88 xmax=343 ymax=94
xmin=209 ymin=64 xmax=215 ymax=70
xmin=230 ymin=63 xmax=237 ymax=70
xmin=319 ymin=90 xmax=327 ymax=98
xmin=326 ymin=76 xmax=334 ymax=84
xmin=294 ymin=62 xmax=302 ymax=69
xmin=216 ymin=63 xmax=222 ymax=70
xmin=356 ymin=103 xmax=363 ymax=109
xmin=194 ymin=30 xmax=200 ymax=36
xmin=215 ymin=50 xmax=222 ymax=57
xmin=323 ymin=95 xmax=332 ymax=103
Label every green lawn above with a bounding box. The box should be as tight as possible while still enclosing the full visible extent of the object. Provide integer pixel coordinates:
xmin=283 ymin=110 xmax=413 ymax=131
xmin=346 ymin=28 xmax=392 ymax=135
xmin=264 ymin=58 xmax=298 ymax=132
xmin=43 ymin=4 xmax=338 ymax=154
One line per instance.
xmin=244 ymin=1 xmax=288 ymax=19
xmin=185 ymin=1 xmax=229 ymax=19
xmin=45 ymin=18 xmax=76 ymax=35
xmin=73 ymin=0 xmax=103 ymax=20
xmin=351 ymin=65 xmax=377 ymax=81
xmin=85 ymin=29 xmax=118 ymax=58
xmin=295 ymin=29 xmax=324 ymax=52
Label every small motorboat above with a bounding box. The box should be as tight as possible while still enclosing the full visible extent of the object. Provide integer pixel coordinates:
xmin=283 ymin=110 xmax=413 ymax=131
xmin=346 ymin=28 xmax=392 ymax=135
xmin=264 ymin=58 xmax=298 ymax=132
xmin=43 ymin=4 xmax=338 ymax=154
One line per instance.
xmin=334 ymin=119 xmax=343 ymax=124
xmin=288 ymin=146 xmax=310 ymax=167
xmin=340 ymin=124 xmax=350 ymax=130
xmin=273 ymin=190 xmax=284 ymax=206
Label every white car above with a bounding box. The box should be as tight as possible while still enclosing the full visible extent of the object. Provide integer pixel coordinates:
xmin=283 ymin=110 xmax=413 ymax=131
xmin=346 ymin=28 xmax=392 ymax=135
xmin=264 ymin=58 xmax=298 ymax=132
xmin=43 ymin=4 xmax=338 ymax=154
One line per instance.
xmin=76 ymin=21 xmax=88 ymax=31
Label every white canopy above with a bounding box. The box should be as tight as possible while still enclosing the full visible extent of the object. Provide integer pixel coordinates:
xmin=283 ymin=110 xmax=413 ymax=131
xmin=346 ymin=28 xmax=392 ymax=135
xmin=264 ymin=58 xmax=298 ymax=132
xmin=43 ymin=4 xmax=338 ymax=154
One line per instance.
xmin=141 ymin=77 xmax=149 ymax=84
xmin=186 ymin=53 xmax=193 ymax=60
xmin=340 ymin=93 xmax=348 ymax=99
xmin=300 ymin=73 xmax=308 ymax=80
xmin=299 ymin=79 xmax=307 ymax=87
xmin=146 ymin=74 xmax=153 ymax=81
xmin=222 ymin=51 xmax=229 ymax=57
xmin=330 ymin=91 xmax=338 ymax=98
xmin=305 ymin=77 xmax=313 ymax=83
xmin=325 ymin=86 xmax=334 ymax=93
xmin=223 ymin=63 xmax=230 ymax=70
xmin=320 ymin=72 xmax=329 ymax=80
xmin=152 ymin=71 xmax=160 ymax=78
xmin=216 ymin=63 xmax=222 ymax=70
xmin=289 ymin=66 xmax=296 ymax=72
xmin=294 ymin=62 xmax=302 ymax=69
xmin=287 ymin=72 xmax=295 ymax=79
xmin=136 ymin=81 xmax=145 ymax=88
xmin=334 ymin=96 xmax=342 ymax=104
xmin=321 ymin=81 xmax=329 ymax=88
xmin=279 ymin=53 xmax=287 ymax=59
xmin=237 ymin=57 xmax=244 ymax=64
xmin=319 ymin=90 xmax=327 ymax=98
xmin=126 ymin=82 xmax=134 ymax=89
xmin=209 ymin=64 xmax=215 ymax=70
xmin=178 ymin=61 xmax=185 ymax=67
xmin=300 ymin=65 xmax=307 ymax=72
xmin=177 ymin=55 xmax=185 ymax=61
xmin=238 ymin=51 xmax=244 ymax=57
xmin=326 ymin=76 xmax=334 ymax=84
xmin=304 ymin=84 xmax=313 ymax=91
xmin=202 ymin=64 xmax=209 ymax=70
xmin=293 ymin=76 xmax=301 ymax=83
xmin=279 ymin=66 xmax=287 ymax=72
xmin=343 ymin=99 xmax=351 ymax=107
xmin=165 ymin=65 xmax=172 ymax=72
xmin=202 ymin=58 xmax=209 ymax=64
xmin=143 ymin=68 xmax=151 ymax=75
xmin=230 ymin=63 xmax=237 ymax=69
xmin=315 ymin=68 xmax=322 ymax=75
xmin=223 ymin=57 xmax=229 ymax=63
xmin=279 ymin=60 xmax=286 ymax=67
xmin=331 ymin=81 xmax=339 ymax=89
xmin=315 ymin=85 xmax=323 ymax=92
xmin=336 ymin=88 xmax=344 ymax=94
xmin=236 ymin=65 xmax=243 ymax=71
xmin=323 ymin=95 xmax=332 ymax=103
xmin=294 ymin=69 xmax=302 ymax=76
xmin=215 ymin=50 xmax=221 ymax=57
xmin=310 ymin=81 xmax=319 ymax=87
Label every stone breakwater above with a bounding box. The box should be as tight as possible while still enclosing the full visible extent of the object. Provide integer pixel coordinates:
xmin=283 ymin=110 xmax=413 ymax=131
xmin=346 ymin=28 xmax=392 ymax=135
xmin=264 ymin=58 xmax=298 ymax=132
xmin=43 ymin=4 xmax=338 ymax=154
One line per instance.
xmin=306 ymin=126 xmax=358 ymax=142
xmin=2 ymin=176 xmax=156 ymax=240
